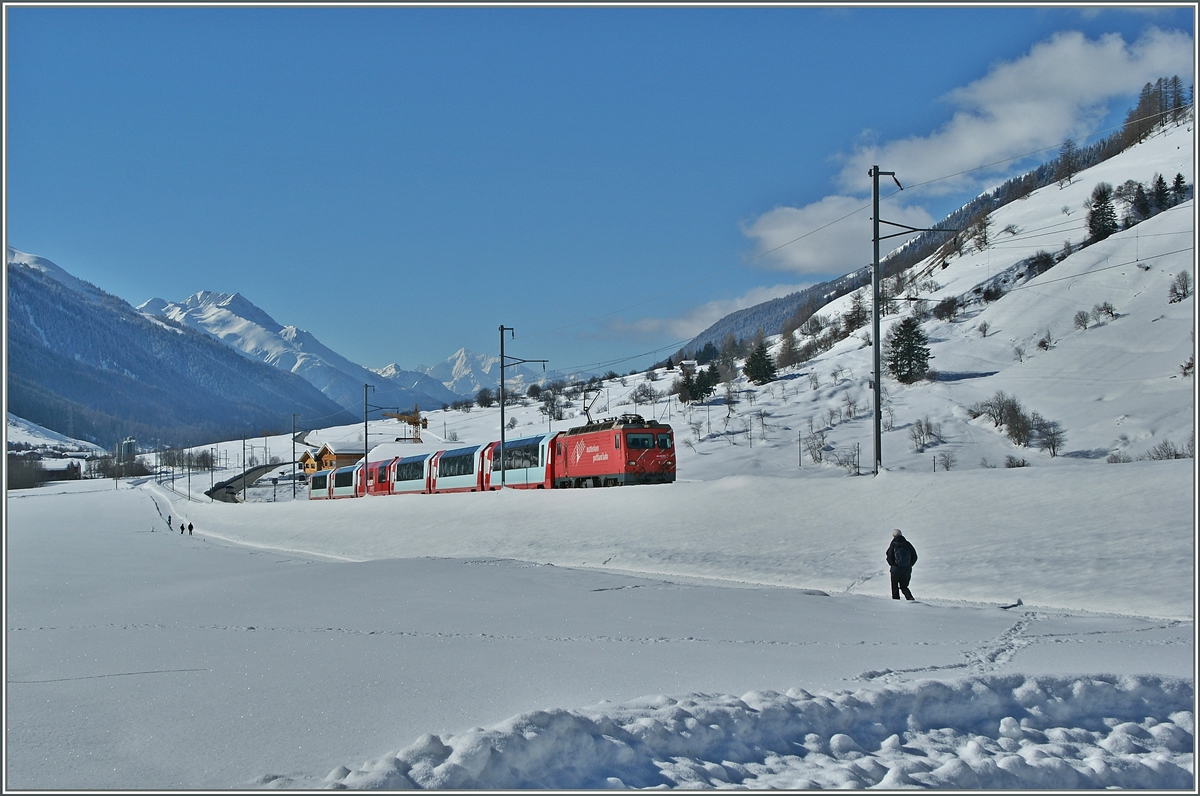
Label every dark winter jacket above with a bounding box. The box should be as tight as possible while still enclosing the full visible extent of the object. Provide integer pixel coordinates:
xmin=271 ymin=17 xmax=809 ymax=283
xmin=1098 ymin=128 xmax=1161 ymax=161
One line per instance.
xmin=886 ymin=537 xmax=918 ymax=571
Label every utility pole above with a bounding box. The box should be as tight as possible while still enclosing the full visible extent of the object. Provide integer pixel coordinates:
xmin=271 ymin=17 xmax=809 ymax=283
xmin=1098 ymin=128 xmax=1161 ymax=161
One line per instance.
xmin=364 ymin=384 xmax=375 ymax=497
xmin=292 ymin=413 xmax=300 ymax=499
xmin=869 ymin=165 xmax=955 ymax=475
xmin=870 ymin=166 xmax=892 ymax=476
xmin=498 ymin=325 xmax=547 ymax=488
xmin=242 ymin=437 xmax=247 ymax=501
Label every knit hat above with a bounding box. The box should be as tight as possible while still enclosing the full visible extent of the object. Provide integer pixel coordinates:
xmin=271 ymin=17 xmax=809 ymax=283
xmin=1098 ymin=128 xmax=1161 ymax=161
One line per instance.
xmin=892 ymin=529 xmax=903 ymax=537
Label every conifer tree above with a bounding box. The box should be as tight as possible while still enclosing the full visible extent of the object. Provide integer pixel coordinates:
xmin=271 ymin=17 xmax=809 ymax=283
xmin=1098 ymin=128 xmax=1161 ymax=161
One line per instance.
xmin=883 ymin=317 xmax=930 ymax=384
xmin=694 ymin=364 xmax=719 ymax=400
xmin=696 ymin=342 xmax=719 ymax=365
xmin=1172 ymin=173 xmax=1188 ymax=204
xmin=742 ymin=341 xmax=777 ymax=386
xmin=1151 ymin=173 xmax=1171 ymax=210
xmin=1133 ymin=184 xmax=1152 ymax=220
xmin=1086 ymin=182 xmax=1118 ymax=242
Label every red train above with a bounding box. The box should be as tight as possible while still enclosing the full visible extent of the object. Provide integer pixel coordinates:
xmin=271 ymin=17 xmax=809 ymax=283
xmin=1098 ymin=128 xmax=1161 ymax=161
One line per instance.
xmin=308 ymin=414 xmax=676 ymax=499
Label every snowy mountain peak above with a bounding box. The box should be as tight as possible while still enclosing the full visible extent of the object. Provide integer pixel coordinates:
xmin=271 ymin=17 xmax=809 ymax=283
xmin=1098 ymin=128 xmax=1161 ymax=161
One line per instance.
xmin=155 ymin=290 xmax=285 ymax=335
xmin=137 ymin=297 xmax=170 ymax=315
xmin=416 ymin=348 xmax=504 ymax=395
xmin=139 ymin=288 xmax=461 ymax=411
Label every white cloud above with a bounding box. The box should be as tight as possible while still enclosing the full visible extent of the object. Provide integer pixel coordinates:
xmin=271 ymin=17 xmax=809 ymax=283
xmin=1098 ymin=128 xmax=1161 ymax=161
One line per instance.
xmin=605 ymin=282 xmax=814 ymax=342
xmin=836 ymin=28 xmax=1195 ymax=195
xmin=741 ymin=195 xmax=935 ymax=276
xmin=742 ymin=27 xmax=1193 ymax=277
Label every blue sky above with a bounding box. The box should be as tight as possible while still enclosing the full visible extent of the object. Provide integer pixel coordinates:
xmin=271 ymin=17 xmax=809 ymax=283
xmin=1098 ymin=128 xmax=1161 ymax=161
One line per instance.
xmin=5 ymin=5 xmax=1194 ymax=376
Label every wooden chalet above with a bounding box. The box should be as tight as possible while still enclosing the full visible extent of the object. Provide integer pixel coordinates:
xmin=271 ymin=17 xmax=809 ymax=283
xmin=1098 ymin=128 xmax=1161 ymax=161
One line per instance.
xmin=314 ymin=442 xmax=364 ymax=472
xmin=298 ymin=450 xmax=320 ymax=476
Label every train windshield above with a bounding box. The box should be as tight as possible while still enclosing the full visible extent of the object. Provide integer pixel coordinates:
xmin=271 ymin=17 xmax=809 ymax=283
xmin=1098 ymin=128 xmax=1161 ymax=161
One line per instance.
xmin=657 ymin=433 xmax=673 ymax=449
xmin=626 ymin=433 xmax=655 ymax=449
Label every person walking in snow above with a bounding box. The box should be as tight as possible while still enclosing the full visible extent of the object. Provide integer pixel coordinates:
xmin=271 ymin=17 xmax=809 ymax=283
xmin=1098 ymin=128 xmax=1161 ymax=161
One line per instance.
xmin=167 ymin=515 xmax=171 ymax=530
xmin=886 ymin=529 xmax=917 ymax=601
xmin=188 ymin=522 xmax=193 ymax=535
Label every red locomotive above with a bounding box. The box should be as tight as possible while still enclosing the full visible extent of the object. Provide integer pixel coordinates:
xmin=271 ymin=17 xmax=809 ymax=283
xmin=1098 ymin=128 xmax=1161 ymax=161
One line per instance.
xmin=549 ymin=414 xmax=676 ymax=488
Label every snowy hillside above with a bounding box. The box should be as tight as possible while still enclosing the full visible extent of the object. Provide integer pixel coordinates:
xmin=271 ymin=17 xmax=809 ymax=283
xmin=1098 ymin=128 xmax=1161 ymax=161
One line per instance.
xmin=5 ymin=413 xmax=105 ymax=452
xmin=751 ymin=120 xmax=1195 ymax=470
xmin=138 ymin=291 xmax=459 ymax=412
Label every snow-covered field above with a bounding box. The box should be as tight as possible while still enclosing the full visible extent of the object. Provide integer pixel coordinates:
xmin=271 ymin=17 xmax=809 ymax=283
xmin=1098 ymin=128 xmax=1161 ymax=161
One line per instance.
xmin=5 ymin=467 xmax=1194 ymax=790
xmin=5 ymin=123 xmax=1195 ymax=789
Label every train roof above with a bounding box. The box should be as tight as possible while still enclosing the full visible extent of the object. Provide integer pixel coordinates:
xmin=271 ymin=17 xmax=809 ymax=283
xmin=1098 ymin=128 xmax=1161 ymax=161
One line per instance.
xmin=499 ymin=433 xmax=555 ymax=447
xmin=561 ymin=414 xmax=671 ymax=436
xmin=440 ymin=445 xmax=480 ymax=457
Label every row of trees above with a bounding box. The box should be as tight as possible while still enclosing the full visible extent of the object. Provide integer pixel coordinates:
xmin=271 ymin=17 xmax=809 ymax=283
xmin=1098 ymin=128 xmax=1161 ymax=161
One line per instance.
xmin=968 ymin=391 xmax=1066 ymax=457
xmin=1086 ymin=172 xmax=1189 ymax=243
xmin=1122 ymin=76 xmax=1192 ymax=147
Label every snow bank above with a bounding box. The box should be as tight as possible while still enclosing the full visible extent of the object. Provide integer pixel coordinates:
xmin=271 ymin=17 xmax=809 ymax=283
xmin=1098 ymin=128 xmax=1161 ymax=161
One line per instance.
xmin=290 ymin=675 xmax=1192 ymax=790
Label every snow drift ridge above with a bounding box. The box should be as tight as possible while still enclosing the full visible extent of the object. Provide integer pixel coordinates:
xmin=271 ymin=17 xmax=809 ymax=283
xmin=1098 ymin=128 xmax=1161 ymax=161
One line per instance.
xmin=274 ymin=674 xmax=1192 ymax=789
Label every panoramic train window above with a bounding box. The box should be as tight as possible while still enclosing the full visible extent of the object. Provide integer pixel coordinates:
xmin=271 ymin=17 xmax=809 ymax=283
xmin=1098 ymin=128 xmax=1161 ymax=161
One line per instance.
xmin=439 ymin=453 xmax=476 ymax=478
xmin=310 ymin=474 xmax=327 ymax=491
xmin=394 ymin=460 xmax=424 ymax=482
xmin=334 ymin=470 xmax=354 ymax=488
xmin=626 ymin=433 xmax=654 ymax=449
xmin=501 ymin=443 xmax=540 ymax=471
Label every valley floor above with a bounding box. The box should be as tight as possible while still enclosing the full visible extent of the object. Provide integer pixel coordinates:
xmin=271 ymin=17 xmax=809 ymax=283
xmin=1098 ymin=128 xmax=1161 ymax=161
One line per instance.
xmin=4 ymin=464 xmax=1193 ymax=789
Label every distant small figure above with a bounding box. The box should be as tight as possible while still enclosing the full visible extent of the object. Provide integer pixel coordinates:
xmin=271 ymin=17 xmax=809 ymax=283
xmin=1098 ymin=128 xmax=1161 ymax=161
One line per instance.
xmin=167 ymin=515 xmax=172 ymax=529
xmin=886 ymin=529 xmax=918 ymax=601
xmin=188 ymin=522 xmax=193 ymax=535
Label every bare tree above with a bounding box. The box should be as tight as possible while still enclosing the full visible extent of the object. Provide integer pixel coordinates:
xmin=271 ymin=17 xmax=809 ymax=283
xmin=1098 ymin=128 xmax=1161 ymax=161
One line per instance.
xmin=1168 ymin=271 xmax=1193 ymax=303
xmin=803 ymin=429 xmax=826 ymax=464
xmin=908 ymin=416 xmax=942 ymax=451
xmin=1037 ymin=420 xmax=1066 ymax=457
